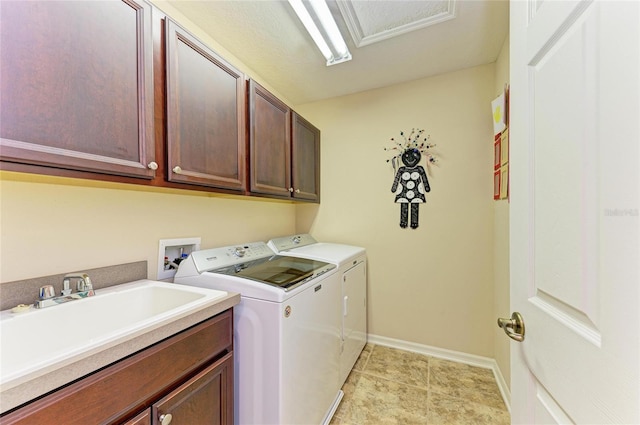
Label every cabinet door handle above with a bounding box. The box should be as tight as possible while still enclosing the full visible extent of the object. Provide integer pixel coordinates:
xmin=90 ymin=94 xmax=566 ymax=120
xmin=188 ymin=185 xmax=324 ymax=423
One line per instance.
xmin=159 ymin=413 xmax=173 ymax=425
xmin=173 ymin=166 xmax=182 ymax=174
xmin=288 ymin=187 xmax=294 ymax=192
xmin=147 ymin=161 xmax=158 ymax=170
xmin=295 ymin=189 xmax=300 ymax=193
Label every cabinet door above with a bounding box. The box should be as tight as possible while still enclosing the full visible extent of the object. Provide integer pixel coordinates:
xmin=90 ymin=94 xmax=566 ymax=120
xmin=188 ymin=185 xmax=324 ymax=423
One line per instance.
xmin=291 ymin=112 xmax=320 ymax=202
xmin=152 ymin=353 xmax=233 ymax=425
xmin=165 ymin=19 xmax=246 ymax=191
xmin=248 ymin=79 xmax=291 ymax=197
xmin=0 ymin=0 xmax=156 ymax=179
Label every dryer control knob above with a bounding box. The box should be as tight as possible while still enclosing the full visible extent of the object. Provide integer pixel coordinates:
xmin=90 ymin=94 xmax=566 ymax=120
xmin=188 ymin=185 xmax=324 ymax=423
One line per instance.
xmin=234 ymin=247 xmax=246 ymax=257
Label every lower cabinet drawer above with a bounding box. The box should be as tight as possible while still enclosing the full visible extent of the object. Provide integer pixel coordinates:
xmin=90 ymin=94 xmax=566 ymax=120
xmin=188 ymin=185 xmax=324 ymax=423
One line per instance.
xmin=0 ymin=310 xmax=233 ymax=425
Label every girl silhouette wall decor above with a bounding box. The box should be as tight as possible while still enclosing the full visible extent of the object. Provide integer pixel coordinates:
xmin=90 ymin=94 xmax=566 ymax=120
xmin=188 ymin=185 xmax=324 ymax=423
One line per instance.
xmin=385 ymin=129 xmax=438 ymax=229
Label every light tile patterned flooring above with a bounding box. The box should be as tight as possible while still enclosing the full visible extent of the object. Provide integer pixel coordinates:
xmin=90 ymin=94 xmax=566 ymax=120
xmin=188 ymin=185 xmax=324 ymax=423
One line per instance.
xmin=330 ymin=344 xmax=510 ymax=425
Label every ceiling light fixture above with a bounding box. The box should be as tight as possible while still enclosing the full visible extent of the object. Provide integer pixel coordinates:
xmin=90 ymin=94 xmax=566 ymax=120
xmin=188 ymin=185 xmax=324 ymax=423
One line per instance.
xmin=288 ymin=0 xmax=352 ymax=66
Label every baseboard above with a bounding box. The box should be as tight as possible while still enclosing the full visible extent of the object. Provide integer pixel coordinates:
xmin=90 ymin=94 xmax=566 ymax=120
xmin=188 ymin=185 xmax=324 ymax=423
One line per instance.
xmin=491 ymin=360 xmax=511 ymax=413
xmin=367 ymin=333 xmax=511 ymax=412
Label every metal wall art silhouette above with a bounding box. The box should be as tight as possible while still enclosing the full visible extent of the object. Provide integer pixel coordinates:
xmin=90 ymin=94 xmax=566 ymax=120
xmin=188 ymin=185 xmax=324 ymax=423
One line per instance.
xmin=385 ymin=129 xmax=438 ymax=229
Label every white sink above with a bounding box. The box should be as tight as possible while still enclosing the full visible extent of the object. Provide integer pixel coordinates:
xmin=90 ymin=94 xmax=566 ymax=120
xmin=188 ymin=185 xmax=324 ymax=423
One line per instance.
xmin=0 ymin=280 xmax=227 ymax=390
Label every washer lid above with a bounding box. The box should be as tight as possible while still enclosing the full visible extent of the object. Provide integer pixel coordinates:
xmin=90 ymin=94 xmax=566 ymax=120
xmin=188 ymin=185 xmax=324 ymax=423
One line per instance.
xmin=212 ymin=255 xmax=335 ymax=292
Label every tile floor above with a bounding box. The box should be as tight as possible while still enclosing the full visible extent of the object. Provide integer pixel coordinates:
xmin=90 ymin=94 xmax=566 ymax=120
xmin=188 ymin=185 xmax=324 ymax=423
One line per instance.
xmin=330 ymin=344 xmax=510 ymax=425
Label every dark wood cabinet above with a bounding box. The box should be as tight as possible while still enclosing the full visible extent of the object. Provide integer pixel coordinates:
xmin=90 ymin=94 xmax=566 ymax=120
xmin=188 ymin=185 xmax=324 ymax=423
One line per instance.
xmin=165 ymin=19 xmax=246 ymax=191
xmin=1 ymin=3 xmax=321 ymax=202
xmin=0 ymin=0 xmax=156 ymax=179
xmin=0 ymin=310 xmax=233 ymax=425
xmin=249 ymin=80 xmax=320 ymax=202
xmin=152 ymin=353 xmax=233 ymax=425
xmin=291 ymin=112 xmax=321 ymax=202
xmin=249 ymin=79 xmax=292 ymax=197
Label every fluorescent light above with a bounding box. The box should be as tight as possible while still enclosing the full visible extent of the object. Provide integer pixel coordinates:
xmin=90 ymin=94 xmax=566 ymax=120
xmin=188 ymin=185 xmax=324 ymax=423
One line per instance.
xmin=288 ymin=0 xmax=352 ymax=66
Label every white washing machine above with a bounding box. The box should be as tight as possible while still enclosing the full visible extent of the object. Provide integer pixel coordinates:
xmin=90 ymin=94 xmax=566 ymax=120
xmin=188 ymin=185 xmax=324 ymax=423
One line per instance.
xmin=174 ymin=242 xmax=343 ymax=425
xmin=268 ymin=234 xmax=367 ymax=385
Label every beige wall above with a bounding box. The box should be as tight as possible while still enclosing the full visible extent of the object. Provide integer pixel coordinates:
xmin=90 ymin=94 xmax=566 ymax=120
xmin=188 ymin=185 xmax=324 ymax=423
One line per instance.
xmin=295 ymin=64 xmax=496 ymax=357
xmin=493 ymin=36 xmax=511 ymax=387
xmin=0 ymin=174 xmax=295 ymax=283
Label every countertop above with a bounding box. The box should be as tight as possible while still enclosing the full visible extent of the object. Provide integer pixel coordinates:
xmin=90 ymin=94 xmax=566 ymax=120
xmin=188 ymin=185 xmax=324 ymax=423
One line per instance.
xmin=0 ymin=291 xmax=240 ymax=414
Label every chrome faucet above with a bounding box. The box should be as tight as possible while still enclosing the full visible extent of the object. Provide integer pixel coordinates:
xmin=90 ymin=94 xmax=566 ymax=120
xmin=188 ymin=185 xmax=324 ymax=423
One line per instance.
xmin=64 ymin=273 xmax=94 ymax=292
xmin=35 ymin=272 xmax=95 ymax=309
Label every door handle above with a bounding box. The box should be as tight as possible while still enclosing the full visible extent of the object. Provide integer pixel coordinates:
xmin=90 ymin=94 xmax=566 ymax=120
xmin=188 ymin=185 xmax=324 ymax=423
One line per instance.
xmin=497 ymin=312 xmax=525 ymax=342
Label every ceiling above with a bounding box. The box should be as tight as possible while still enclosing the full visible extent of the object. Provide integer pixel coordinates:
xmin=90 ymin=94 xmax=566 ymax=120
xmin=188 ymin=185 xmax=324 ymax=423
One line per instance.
xmin=164 ymin=0 xmax=509 ymax=105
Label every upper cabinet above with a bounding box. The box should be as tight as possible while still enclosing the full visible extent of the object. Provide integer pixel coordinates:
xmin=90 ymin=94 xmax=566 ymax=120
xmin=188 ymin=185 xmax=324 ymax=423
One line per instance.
xmin=291 ymin=112 xmax=320 ymax=202
xmin=165 ymin=19 xmax=246 ymax=191
xmin=249 ymin=80 xmax=320 ymax=202
xmin=0 ymin=0 xmax=156 ymax=179
xmin=249 ymin=80 xmax=292 ymax=198
xmin=1 ymin=3 xmax=320 ymax=202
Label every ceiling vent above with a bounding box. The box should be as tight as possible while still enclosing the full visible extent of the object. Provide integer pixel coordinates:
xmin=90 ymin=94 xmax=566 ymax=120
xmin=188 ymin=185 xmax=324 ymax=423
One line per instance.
xmin=336 ymin=0 xmax=457 ymax=47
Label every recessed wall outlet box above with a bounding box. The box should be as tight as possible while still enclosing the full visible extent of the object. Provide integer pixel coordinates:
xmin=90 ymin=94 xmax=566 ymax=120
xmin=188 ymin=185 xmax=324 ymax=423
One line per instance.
xmin=158 ymin=237 xmax=201 ymax=281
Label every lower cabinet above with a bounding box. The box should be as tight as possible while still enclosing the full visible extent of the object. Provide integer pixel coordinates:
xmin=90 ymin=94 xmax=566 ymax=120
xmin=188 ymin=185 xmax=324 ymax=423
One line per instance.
xmin=0 ymin=310 xmax=233 ymax=425
xmin=124 ymin=353 xmax=232 ymax=425
xmin=150 ymin=354 xmax=232 ymax=425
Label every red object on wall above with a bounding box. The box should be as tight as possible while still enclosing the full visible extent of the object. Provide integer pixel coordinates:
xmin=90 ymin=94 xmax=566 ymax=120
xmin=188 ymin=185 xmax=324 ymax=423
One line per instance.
xmin=494 ymin=134 xmax=501 ymax=171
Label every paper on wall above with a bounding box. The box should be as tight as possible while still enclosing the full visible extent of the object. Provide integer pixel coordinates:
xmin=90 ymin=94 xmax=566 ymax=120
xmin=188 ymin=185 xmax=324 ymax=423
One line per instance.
xmin=491 ymin=93 xmax=506 ymax=135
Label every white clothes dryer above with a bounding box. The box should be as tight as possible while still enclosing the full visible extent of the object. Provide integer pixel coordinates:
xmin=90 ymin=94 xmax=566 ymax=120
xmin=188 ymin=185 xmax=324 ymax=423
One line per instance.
xmin=268 ymin=234 xmax=367 ymax=385
xmin=174 ymin=242 xmax=343 ymax=425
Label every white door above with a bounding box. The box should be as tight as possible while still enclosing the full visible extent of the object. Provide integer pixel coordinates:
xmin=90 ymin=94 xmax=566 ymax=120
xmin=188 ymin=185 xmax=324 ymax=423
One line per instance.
xmin=509 ymin=0 xmax=640 ymax=423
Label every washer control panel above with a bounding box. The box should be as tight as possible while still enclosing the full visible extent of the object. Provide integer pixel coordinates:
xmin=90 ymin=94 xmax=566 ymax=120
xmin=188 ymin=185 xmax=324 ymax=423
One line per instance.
xmin=191 ymin=242 xmax=274 ymax=273
xmin=268 ymin=234 xmax=317 ymax=252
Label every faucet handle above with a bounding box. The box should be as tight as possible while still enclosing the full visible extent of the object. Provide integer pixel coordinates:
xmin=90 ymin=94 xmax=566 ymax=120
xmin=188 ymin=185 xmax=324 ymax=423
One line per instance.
xmin=39 ymin=285 xmax=55 ymax=300
xmin=61 ymin=278 xmax=72 ymax=296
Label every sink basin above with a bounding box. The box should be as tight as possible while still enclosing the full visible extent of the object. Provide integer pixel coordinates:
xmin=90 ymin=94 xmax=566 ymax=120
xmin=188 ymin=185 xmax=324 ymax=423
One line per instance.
xmin=0 ymin=280 xmax=227 ymax=390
